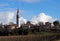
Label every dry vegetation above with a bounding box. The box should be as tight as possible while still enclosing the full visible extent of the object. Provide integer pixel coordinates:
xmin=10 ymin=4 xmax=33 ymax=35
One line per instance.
xmin=0 ymin=32 xmax=59 ymax=41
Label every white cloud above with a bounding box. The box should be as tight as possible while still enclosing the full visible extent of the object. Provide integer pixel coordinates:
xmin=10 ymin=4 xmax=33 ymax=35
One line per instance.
xmin=20 ymin=0 xmax=40 ymax=3
xmin=20 ymin=17 xmax=27 ymax=24
xmin=0 ymin=10 xmax=58 ymax=25
xmin=0 ymin=11 xmax=16 ymax=24
xmin=38 ymin=13 xmax=52 ymax=22
xmin=20 ymin=0 xmax=48 ymax=3
xmin=31 ymin=13 xmax=57 ymax=25
xmin=7 ymin=12 xmax=15 ymax=23
xmin=0 ymin=3 xmax=9 ymax=6
xmin=0 ymin=10 xmax=27 ymax=25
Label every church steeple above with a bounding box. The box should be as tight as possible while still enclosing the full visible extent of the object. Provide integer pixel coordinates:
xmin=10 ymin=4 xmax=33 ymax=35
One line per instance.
xmin=16 ymin=9 xmax=20 ymax=27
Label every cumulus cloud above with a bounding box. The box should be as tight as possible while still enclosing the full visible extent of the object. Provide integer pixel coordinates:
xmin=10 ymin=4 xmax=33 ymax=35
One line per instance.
xmin=0 ymin=11 xmax=16 ymax=24
xmin=0 ymin=10 xmax=27 ymax=25
xmin=7 ymin=12 xmax=15 ymax=23
xmin=31 ymin=13 xmax=57 ymax=25
xmin=20 ymin=17 xmax=27 ymax=24
xmin=0 ymin=10 xmax=57 ymax=25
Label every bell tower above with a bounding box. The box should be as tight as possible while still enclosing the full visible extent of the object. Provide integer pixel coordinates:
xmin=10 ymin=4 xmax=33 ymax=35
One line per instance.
xmin=16 ymin=9 xmax=20 ymax=27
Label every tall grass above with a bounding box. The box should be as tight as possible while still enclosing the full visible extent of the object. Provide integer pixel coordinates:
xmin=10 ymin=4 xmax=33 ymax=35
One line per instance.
xmin=0 ymin=32 xmax=59 ymax=41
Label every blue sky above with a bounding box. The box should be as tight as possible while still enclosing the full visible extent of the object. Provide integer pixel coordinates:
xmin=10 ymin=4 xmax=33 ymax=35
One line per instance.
xmin=0 ymin=0 xmax=60 ymax=24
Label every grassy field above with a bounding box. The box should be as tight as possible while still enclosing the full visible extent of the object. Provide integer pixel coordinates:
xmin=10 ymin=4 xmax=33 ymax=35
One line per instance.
xmin=0 ymin=32 xmax=59 ymax=41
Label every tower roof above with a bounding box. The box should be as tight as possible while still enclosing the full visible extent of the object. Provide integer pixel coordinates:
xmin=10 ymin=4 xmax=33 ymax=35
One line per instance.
xmin=17 ymin=9 xmax=20 ymax=15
